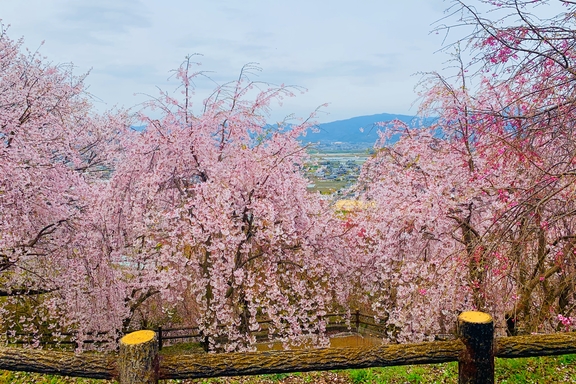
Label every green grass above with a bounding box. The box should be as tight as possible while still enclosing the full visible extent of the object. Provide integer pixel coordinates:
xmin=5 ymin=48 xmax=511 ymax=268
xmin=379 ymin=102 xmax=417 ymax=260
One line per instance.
xmin=0 ymin=370 xmax=108 ymax=383
xmin=1 ymin=354 xmax=575 ymax=383
xmin=495 ymin=354 xmax=576 ymax=383
xmin=346 ymin=364 xmax=455 ymax=384
xmin=307 ymin=177 xmax=350 ymax=194
xmin=159 ymin=341 xmax=205 ymax=355
xmin=341 ymin=356 xmax=576 ymax=384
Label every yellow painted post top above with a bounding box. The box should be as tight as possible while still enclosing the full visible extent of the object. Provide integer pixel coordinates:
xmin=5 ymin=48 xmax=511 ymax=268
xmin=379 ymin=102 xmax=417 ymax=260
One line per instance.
xmin=458 ymin=311 xmax=493 ymax=324
xmin=121 ymin=330 xmax=156 ymax=345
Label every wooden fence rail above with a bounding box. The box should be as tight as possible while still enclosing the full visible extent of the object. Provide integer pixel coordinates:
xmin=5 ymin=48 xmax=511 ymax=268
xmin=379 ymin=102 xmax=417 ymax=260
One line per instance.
xmin=0 ymin=311 xmax=575 ymax=383
xmin=156 ymin=309 xmax=386 ymax=350
xmin=3 ymin=310 xmax=383 ymax=351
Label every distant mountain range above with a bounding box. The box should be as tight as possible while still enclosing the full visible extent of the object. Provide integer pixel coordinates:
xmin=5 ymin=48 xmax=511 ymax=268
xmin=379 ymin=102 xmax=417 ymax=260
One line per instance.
xmin=133 ymin=112 xmax=432 ymax=150
xmin=300 ymin=112 xmax=426 ymax=149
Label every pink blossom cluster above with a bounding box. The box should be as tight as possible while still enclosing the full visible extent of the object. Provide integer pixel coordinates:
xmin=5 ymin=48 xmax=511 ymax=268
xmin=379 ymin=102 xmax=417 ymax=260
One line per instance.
xmin=3 ymin=0 xmax=576 ymax=352
xmin=557 ymin=315 xmax=574 ymax=331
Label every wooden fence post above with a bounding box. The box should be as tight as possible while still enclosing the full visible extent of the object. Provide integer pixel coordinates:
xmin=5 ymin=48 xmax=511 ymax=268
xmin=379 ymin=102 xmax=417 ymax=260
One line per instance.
xmin=458 ymin=311 xmax=494 ymax=384
xmin=119 ymin=330 xmax=159 ymax=384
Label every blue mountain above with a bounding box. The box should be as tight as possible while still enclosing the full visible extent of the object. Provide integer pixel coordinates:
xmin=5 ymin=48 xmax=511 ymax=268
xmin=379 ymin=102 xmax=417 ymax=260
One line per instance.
xmin=133 ymin=112 xmax=433 ymax=150
xmin=301 ymin=113 xmax=422 ymax=146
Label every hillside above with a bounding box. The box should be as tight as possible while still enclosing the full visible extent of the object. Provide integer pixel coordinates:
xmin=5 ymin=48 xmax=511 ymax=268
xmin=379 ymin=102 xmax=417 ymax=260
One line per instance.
xmin=300 ymin=112 xmax=420 ymax=149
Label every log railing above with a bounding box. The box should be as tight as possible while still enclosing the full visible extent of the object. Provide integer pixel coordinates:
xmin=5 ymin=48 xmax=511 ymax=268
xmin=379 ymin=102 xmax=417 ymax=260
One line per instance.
xmin=4 ymin=309 xmax=384 ymax=351
xmin=156 ymin=309 xmax=384 ymax=350
xmin=0 ymin=311 xmax=575 ymax=383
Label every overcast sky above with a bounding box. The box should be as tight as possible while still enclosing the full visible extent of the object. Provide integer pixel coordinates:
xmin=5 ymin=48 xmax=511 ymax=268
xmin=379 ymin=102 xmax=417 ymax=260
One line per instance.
xmin=1 ymin=0 xmax=457 ymax=123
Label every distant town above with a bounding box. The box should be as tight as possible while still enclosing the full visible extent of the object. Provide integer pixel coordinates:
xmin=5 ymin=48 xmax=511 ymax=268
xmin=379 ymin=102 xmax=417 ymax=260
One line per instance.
xmin=305 ymin=151 xmax=370 ymax=194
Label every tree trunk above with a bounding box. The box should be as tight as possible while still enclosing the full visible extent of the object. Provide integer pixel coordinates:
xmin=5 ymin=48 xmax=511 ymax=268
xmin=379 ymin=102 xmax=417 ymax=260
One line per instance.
xmin=119 ymin=330 xmax=159 ymax=384
xmin=458 ymin=311 xmax=494 ymax=384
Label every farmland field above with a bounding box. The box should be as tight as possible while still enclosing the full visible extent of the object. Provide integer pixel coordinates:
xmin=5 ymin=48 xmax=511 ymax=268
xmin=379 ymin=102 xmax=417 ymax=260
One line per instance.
xmin=305 ymin=151 xmax=370 ymax=194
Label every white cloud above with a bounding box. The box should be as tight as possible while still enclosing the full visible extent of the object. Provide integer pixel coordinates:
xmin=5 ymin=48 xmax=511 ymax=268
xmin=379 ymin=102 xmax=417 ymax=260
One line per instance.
xmin=1 ymin=0 xmax=452 ymax=122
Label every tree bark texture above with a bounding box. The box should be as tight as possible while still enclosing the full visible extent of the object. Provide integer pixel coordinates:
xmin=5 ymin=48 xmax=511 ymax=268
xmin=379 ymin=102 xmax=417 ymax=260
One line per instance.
xmin=119 ymin=330 xmax=159 ymax=384
xmin=0 ymin=327 xmax=575 ymax=381
xmin=496 ymin=332 xmax=576 ymax=358
xmin=458 ymin=311 xmax=494 ymax=384
xmin=158 ymin=339 xmax=464 ymax=379
xmin=0 ymin=346 xmax=116 ymax=379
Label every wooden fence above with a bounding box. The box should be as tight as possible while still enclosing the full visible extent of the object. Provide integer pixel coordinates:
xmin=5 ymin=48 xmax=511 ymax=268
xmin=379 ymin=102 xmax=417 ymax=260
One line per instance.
xmin=0 ymin=311 xmax=575 ymax=383
xmin=5 ymin=310 xmax=385 ymax=351
xmin=156 ymin=309 xmax=384 ymax=350
xmin=3 ymin=330 xmax=113 ymax=349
